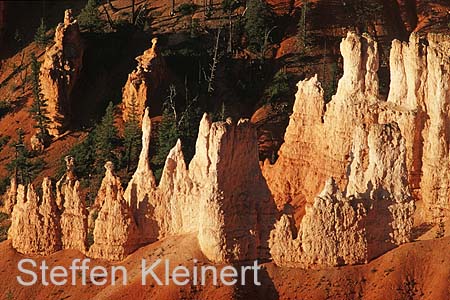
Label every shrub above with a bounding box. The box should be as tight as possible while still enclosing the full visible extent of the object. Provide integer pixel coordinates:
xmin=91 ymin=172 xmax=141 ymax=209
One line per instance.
xmin=0 ymin=135 xmax=11 ymax=152
xmin=0 ymin=100 xmax=12 ymax=119
xmin=34 ymin=18 xmax=51 ymax=48
xmin=0 ymin=177 xmax=9 ymax=196
xmin=265 ymin=70 xmax=291 ymax=104
xmin=244 ymin=0 xmax=274 ymax=52
xmin=178 ymin=3 xmax=198 ymax=16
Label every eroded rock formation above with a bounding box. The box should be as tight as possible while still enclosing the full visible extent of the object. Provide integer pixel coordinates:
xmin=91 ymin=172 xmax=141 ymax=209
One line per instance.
xmin=2 ymin=177 xmax=16 ymax=214
xmin=122 ymin=38 xmax=167 ymax=121
xmin=124 ymin=113 xmax=276 ymax=263
xmin=262 ymin=31 xmax=450 ymax=227
xmin=40 ymin=9 xmax=84 ymax=135
xmin=385 ymin=33 xmax=450 ymax=222
xmin=270 ymin=123 xmax=414 ymax=268
xmin=123 ymin=108 xmax=158 ymax=244
xmin=8 ymin=178 xmax=61 ymax=255
xmin=5 ymin=31 xmax=448 ymax=267
xmin=89 ymin=162 xmax=139 ymax=261
xmin=58 ymin=156 xmax=88 ymax=253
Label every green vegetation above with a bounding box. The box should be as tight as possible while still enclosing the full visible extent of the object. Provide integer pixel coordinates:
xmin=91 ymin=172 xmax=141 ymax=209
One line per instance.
xmin=0 ymin=222 xmax=10 ymax=242
xmin=6 ymin=129 xmax=45 ymax=185
xmin=78 ymin=0 xmax=106 ymax=33
xmin=0 ymin=100 xmax=12 ymax=119
xmin=347 ymin=0 xmax=383 ymax=33
xmin=122 ymin=97 xmax=142 ymax=173
xmin=56 ymin=103 xmax=120 ymax=205
xmin=152 ymin=84 xmax=202 ymax=181
xmin=0 ymin=135 xmax=11 ymax=153
xmin=324 ymin=62 xmax=338 ymax=102
xmin=34 ymin=18 xmax=51 ymax=48
xmin=244 ymin=0 xmax=274 ymax=52
xmin=222 ymin=0 xmax=242 ymax=13
xmin=87 ymin=228 xmax=95 ymax=247
xmin=0 ymin=212 xmax=8 ymax=223
xmin=0 ymin=177 xmax=9 ymax=196
xmin=178 ymin=3 xmax=198 ymax=16
xmin=29 ymin=54 xmax=51 ymax=145
xmin=265 ymin=70 xmax=291 ymax=104
xmin=93 ymin=102 xmax=120 ymax=172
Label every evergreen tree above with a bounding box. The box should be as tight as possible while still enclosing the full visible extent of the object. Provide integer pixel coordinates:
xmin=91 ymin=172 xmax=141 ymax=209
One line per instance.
xmin=123 ymin=96 xmax=141 ymax=172
xmin=93 ymin=102 xmax=119 ymax=172
xmin=34 ymin=18 xmax=50 ymax=48
xmin=7 ymin=129 xmax=32 ymax=184
xmin=152 ymin=84 xmax=201 ymax=181
xmin=29 ymin=53 xmax=51 ymax=144
xmin=62 ymin=133 xmax=96 ymax=179
xmin=153 ymin=86 xmax=179 ymax=174
xmin=265 ymin=69 xmax=290 ymax=104
xmin=244 ymin=0 xmax=273 ymax=52
xmin=78 ymin=0 xmax=106 ymax=33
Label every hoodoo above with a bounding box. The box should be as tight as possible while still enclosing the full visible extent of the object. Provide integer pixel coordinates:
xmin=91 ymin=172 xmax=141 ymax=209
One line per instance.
xmin=39 ymin=9 xmax=84 ymax=135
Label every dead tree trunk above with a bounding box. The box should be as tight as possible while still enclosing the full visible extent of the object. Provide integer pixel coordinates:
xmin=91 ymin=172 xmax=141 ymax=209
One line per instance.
xmin=208 ymin=28 xmax=221 ymax=94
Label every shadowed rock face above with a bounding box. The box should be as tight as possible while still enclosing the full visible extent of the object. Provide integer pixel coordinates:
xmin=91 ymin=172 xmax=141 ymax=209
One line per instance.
xmin=40 ymin=9 xmax=84 ymax=136
xmin=122 ymin=38 xmax=167 ymax=122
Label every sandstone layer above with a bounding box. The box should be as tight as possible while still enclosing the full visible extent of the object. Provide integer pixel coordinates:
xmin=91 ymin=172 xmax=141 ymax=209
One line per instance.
xmin=39 ymin=9 xmax=84 ymax=135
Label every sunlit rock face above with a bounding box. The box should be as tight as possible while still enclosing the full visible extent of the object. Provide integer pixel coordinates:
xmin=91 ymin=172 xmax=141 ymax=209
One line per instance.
xmin=124 ymin=113 xmax=277 ymax=263
xmin=2 ymin=177 xmax=17 ymax=215
xmin=58 ymin=156 xmax=88 ymax=253
xmin=5 ymin=30 xmax=449 ymax=266
xmin=262 ymin=31 xmax=450 ymax=227
xmin=122 ymin=38 xmax=167 ymax=122
xmin=8 ymin=178 xmax=61 ymax=255
xmin=89 ymin=162 xmax=139 ymax=261
xmin=269 ymin=122 xmax=415 ymax=268
xmin=39 ymin=9 xmax=84 ymax=136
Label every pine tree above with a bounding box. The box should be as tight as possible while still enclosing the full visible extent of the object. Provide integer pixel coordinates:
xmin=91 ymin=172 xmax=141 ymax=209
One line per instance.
xmin=34 ymin=18 xmax=50 ymax=48
xmin=29 ymin=53 xmax=51 ymax=144
xmin=152 ymin=84 xmax=202 ymax=181
xmin=153 ymin=86 xmax=179 ymax=173
xmin=7 ymin=129 xmax=32 ymax=184
xmin=123 ymin=96 xmax=141 ymax=172
xmin=93 ymin=102 xmax=119 ymax=172
xmin=78 ymin=0 xmax=106 ymax=33
xmin=244 ymin=0 xmax=273 ymax=52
